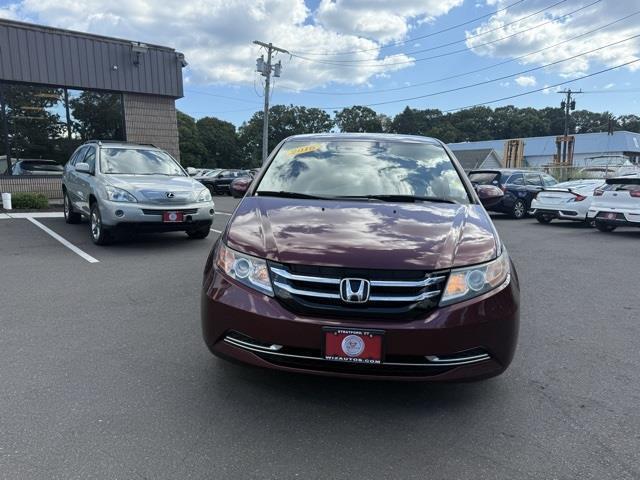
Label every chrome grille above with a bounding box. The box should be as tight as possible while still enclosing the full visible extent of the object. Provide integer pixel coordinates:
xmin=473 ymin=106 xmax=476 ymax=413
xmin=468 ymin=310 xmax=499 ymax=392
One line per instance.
xmin=268 ymin=262 xmax=447 ymax=319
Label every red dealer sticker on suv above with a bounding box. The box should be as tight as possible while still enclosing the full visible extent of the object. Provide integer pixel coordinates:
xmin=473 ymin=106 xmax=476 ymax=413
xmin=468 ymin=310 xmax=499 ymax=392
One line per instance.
xmin=324 ymin=328 xmax=384 ymax=364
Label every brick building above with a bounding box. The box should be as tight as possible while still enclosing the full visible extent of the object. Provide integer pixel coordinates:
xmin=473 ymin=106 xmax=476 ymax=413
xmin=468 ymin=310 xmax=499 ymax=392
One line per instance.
xmin=0 ymin=18 xmax=186 ymax=172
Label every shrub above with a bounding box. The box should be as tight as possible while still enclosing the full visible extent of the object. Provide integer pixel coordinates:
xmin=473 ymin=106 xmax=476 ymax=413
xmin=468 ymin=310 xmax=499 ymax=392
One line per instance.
xmin=10 ymin=192 xmax=49 ymax=209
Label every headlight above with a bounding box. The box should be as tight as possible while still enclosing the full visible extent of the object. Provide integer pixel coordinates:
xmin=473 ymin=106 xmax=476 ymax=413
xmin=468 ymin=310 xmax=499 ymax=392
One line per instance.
xmin=216 ymin=243 xmax=273 ymax=296
xmin=440 ymin=250 xmax=510 ymax=306
xmin=105 ymin=185 xmax=137 ymax=203
xmin=197 ymin=188 xmax=212 ymax=203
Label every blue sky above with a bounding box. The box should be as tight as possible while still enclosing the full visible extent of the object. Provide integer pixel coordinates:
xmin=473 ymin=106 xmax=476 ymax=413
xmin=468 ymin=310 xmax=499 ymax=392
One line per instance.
xmin=1 ymin=0 xmax=639 ymax=126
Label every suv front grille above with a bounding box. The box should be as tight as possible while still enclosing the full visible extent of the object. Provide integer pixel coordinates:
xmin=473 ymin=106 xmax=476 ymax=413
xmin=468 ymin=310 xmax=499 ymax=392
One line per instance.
xmin=268 ymin=262 xmax=447 ymax=319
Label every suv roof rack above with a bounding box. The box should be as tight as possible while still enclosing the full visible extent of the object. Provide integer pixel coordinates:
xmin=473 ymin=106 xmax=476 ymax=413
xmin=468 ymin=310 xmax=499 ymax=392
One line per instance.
xmin=83 ymin=140 xmax=158 ymax=148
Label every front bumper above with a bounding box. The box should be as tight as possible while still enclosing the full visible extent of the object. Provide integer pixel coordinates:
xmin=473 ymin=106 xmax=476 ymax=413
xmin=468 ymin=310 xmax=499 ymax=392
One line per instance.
xmin=100 ymin=199 xmax=215 ymax=228
xmin=201 ymin=265 xmax=520 ymax=381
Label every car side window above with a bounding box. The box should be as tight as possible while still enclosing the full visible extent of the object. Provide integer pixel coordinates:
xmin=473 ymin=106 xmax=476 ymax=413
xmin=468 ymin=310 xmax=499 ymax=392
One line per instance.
xmin=70 ymin=147 xmax=86 ymax=166
xmin=83 ymin=147 xmax=96 ymax=174
xmin=507 ymin=173 xmax=524 ymax=185
xmin=542 ymin=174 xmax=557 ymax=187
xmin=525 ymin=173 xmax=542 ymax=186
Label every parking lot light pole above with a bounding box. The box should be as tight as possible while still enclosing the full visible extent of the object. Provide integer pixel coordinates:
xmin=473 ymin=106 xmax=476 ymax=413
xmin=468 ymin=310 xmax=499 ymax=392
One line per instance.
xmin=253 ymin=40 xmax=288 ymax=165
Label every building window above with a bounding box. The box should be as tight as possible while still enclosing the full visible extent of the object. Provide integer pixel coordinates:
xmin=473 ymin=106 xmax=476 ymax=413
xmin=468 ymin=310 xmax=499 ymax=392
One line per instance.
xmin=0 ymin=82 xmax=124 ymax=174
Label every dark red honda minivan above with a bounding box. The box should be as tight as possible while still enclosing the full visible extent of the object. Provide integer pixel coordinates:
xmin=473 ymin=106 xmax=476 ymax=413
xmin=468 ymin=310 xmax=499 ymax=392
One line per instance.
xmin=202 ymin=134 xmax=519 ymax=381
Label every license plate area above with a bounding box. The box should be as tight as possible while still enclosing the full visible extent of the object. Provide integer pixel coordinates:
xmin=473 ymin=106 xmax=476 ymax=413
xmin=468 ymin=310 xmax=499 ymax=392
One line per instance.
xmin=600 ymin=212 xmax=617 ymax=220
xmin=162 ymin=211 xmax=184 ymax=223
xmin=323 ymin=328 xmax=384 ymax=364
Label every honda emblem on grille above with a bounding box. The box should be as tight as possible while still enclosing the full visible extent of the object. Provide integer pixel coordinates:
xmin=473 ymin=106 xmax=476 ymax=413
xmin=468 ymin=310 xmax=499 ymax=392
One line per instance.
xmin=340 ymin=278 xmax=370 ymax=303
xmin=166 ymin=192 xmax=175 ymax=198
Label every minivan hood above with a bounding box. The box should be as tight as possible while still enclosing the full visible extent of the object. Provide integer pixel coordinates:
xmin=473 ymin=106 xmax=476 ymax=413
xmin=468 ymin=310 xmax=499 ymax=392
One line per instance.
xmin=106 ymin=175 xmax=203 ymax=204
xmin=225 ymin=196 xmax=499 ymax=270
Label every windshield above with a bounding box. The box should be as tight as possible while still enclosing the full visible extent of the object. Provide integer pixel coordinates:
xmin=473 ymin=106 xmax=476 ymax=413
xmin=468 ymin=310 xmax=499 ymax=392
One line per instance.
xmin=468 ymin=172 xmax=500 ymax=185
xmin=255 ymin=140 xmax=470 ymax=204
xmin=100 ymin=148 xmax=185 ymax=176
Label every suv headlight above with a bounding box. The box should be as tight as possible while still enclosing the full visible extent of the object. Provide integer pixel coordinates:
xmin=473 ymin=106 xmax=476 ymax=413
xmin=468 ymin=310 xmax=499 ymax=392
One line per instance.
xmin=216 ymin=243 xmax=273 ymax=296
xmin=105 ymin=185 xmax=137 ymax=203
xmin=440 ymin=250 xmax=510 ymax=306
xmin=197 ymin=188 xmax=212 ymax=203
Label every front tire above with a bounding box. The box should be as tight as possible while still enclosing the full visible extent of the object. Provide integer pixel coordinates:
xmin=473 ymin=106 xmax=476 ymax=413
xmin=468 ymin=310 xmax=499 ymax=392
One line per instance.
xmin=511 ymin=199 xmax=527 ymax=219
xmin=595 ymin=221 xmax=617 ymax=233
xmin=187 ymin=226 xmax=211 ymax=239
xmin=90 ymin=202 xmax=112 ymax=245
xmin=63 ymin=192 xmax=81 ymax=224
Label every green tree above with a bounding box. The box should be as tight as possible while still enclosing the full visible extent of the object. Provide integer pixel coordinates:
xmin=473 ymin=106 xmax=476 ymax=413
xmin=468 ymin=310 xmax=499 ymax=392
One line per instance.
xmin=618 ymin=114 xmax=640 ymax=132
xmin=238 ymin=105 xmax=333 ymax=166
xmin=196 ymin=116 xmax=239 ymax=168
xmin=177 ymin=111 xmax=207 ymax=167
xmin=69 ymin=91 xmax=124 ymax=141
xmin=334 ymin=106 xmax=383 ymax=133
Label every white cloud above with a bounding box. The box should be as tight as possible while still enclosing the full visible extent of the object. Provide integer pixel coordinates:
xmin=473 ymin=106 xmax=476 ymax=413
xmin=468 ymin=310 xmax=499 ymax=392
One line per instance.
xmin=466 ymin=0 xmax=640 ymax=77
xmin=0 ymin=0 xmax=461 ymax=90
xmin=604 ymin=82 xmax=615 ymax=89
xmin=315 ymin=0 xmax=463 ymax=43
xmin=514 ymin=75 xmax=536 ymax=87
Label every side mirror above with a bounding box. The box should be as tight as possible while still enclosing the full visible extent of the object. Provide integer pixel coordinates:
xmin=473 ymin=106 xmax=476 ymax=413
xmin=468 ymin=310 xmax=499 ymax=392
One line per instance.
xmin=476 ymin=184 xmax=504 ymax=208
xmin=75 ymin=162 xmax=91 ymax=174
xmin=186 ymin=167 xmax=197 ymax=176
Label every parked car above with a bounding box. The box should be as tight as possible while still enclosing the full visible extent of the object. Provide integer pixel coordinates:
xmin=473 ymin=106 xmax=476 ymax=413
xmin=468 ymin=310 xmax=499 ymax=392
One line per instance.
xmin=62 ymin=140 xmax=215 ymax=244
xmin=202 ymin=133 xmax=519 ymax=381
xmin=199 ymin=169 xmax=245 ymax=195
xmin=230 ymin=171 xmax=255 ymax=198
xmin=587 ymin=173 xmax=640 ymax=232
xmin=468 ymin=169 xmax=558 ymax=219
xmin=10 ymin=159 xmax=64 ymax=175
xmin=529 ymin=179 xmax=605 ymax=224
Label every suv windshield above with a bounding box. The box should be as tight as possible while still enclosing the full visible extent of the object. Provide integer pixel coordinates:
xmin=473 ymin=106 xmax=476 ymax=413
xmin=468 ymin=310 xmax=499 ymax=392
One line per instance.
xmin=256 ymin=140 xmax=470 ymax=204
xmin=100 ymin=148 xmax=185 ymax=176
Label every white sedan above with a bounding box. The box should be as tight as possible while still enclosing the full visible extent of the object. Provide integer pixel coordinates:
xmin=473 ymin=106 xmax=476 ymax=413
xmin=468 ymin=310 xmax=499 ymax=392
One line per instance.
xmin=587 ymin=174 xmax=640 ymax=232
xmin=530 ymin=179 xmax=605 ymax=224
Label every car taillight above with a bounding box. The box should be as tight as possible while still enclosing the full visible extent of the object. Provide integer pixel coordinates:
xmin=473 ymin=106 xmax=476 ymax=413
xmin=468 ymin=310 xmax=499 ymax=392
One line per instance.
xmin=630 ymin=190 xmax=640 ymax=198
xmin=573 ymin=194 xmax=587 ymax=202
xmin=594 ymin=189 xmax=604 ymax=196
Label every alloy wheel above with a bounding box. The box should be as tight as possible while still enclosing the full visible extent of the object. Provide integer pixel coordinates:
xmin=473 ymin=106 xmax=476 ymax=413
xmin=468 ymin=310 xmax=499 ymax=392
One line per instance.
xmin=91 ymin=211 xmax=101 ymax=240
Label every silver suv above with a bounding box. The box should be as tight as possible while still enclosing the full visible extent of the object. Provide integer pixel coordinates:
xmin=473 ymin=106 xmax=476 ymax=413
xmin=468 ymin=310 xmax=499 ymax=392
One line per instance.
xmin=62 ymin=141 xmax=215 ymax=244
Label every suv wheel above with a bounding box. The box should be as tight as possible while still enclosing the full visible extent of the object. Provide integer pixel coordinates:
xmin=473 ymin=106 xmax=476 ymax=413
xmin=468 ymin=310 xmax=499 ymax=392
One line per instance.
xmin=511 ymin=199 xmax=526 ymax=219
xmin=63 ymin=192 xmax=81 ymax=224
xmin=90 ymin=202 xmax=112 ymax=245
xmin=595 ymin=221 xmax=617 ymax=233
xmin=186 ymin=226 xmax=211 ymax=239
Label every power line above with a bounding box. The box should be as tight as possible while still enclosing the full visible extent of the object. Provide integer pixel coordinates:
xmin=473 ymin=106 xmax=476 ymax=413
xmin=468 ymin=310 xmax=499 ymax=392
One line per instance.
xmin=441 ymin=59 xmax=640 ymax=113
xmin=293 ymin=0 xmax=568 ymax=62
xmin=309 ymin=33 xmax=640 ymax=110
xmin=291 ymin=0 xmax=601 ymax=68
xmin=279 ymin=10 xmax=640 ymax=97
xmin=292 ymin=0 xmax=531 ymax=56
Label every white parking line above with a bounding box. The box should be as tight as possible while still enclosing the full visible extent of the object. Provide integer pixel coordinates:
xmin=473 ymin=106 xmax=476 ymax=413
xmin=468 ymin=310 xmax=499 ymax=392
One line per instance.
xmin=216 ymin=212 xmax=232 ymax=216
xmin=210 ymin=228 xmax=223 ymax=234
xmin=26 ymin=217 xmax=100 ymax=264
xmin=8 ymin=212 xmax=65 ymax=219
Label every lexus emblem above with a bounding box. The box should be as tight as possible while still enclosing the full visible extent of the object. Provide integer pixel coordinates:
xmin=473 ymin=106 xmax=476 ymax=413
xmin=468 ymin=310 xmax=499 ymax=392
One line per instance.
xmin=340 ymin=278 xmax=370 ymax=303
xmin=166 ymin=192 xmax=175 ymax=198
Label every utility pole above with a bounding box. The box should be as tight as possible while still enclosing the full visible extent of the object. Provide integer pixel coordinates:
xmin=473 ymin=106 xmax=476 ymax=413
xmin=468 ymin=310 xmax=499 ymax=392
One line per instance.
xmin=558 ymin=89 xmax=581 ymax=163
xmin=253 ymin=41 xmax=288 ymax=164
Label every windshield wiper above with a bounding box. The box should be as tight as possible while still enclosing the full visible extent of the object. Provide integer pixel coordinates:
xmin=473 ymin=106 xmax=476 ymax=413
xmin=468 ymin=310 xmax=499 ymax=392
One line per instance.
xmin=256 ymin=190 xmax=332 ymax=200
xmin=339 ymin=194 xmax=458 ymax=204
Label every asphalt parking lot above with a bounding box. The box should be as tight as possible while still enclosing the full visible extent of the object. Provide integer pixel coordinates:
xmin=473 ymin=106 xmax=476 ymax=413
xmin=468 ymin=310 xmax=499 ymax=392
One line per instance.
xmin=1 ymin=196 xmax=639 ymax=480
